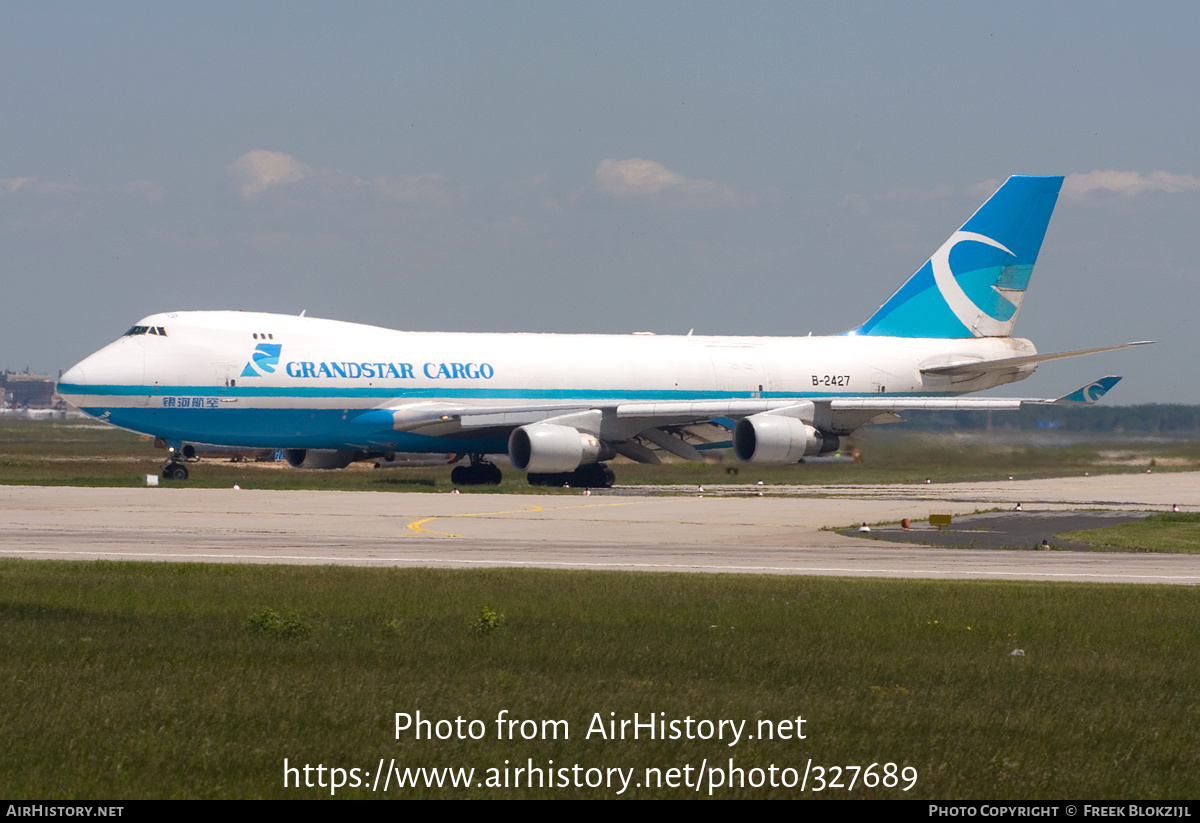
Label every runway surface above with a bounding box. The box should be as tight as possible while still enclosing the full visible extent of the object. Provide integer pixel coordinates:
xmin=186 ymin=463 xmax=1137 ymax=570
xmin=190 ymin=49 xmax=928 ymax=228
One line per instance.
xmin=2 ymin=471 xmax=1198 ymax=584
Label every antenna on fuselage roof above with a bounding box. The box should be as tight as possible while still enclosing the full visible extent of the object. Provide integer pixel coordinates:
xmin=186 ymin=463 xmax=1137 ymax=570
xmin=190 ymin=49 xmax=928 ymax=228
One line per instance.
xmin=299 ymin=310 xmax=306 ymax=317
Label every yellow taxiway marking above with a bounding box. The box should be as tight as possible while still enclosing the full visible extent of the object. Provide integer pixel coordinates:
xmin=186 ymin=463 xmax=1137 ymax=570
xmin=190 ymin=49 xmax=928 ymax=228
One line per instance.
xmin=402 ymin=496 xmax=850 ymax=538
xmin=404 ymin=500 xmax=645 ymax=538
xmin=406 ymin=504 xmax=545 ymax=538
xmin=404 ymin=516 xmax=465 ymax=538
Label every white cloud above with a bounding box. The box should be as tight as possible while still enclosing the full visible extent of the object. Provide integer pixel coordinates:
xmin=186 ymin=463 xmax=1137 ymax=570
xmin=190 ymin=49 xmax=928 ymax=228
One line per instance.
xmin=595 ymin=158 xmax=689 ymax=197
xmin=593 ymin=158 xmax=752 ymax=209
xmin=226 ymin=150 xmax=312 ymax=199
xmin=225 ymin=150 xmax=461 ymax=208
xmin=968 ymin=179 xmax=1003 ymax=199
xmin=0 ymin=176 xmax=80 ymax=196
xmin=1063 ymin=170 xmax=1200 ymax=200
xmin=1 ymin=177 xmax=34 ymax=193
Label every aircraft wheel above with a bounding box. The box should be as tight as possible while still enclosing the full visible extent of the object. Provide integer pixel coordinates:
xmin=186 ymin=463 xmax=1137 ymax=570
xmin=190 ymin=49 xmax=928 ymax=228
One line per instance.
xmin=570 ymin=463 xmax=614 ymax=489
xmin=453 ymin=463 xmax=503 ymax=486
xmin=164 ymin=464 xmax=189 ymax=481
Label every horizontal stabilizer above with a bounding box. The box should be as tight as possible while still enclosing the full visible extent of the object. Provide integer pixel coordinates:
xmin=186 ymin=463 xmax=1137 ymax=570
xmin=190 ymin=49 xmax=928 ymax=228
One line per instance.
xmin=921 ymin=341 xmax=1152 ymax=378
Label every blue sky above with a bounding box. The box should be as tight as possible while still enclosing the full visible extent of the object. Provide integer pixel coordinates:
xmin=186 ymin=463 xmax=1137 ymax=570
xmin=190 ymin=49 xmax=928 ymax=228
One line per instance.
xmin=4 ymin=2 xmax=1197 ymax=402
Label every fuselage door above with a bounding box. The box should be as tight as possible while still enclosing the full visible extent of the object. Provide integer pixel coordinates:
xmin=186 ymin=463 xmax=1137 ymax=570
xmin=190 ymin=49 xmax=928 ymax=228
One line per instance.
xmin=215 ymin=361 xmax=239 ymax=398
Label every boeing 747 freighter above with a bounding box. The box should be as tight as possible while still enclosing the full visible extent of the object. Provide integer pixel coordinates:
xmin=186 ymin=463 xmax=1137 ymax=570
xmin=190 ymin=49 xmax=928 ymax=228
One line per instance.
xmin=58 ymin=175 xmax=1147 ymax=485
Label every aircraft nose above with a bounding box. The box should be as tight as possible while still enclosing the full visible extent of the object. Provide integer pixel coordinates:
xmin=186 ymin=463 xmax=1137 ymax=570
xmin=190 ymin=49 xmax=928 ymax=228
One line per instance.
xmin=59 ymin=362 xmax=88 ymax=388
xmin=58 ymin=338 xmax=145 ymax=397
xmin=57 ymin=361 xmax=94 ymax=408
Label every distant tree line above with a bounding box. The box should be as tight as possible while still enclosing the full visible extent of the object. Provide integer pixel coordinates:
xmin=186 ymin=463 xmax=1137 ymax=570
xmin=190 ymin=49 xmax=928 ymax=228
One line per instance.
xmin=893 ymin=405 xmax=1200 ymax=435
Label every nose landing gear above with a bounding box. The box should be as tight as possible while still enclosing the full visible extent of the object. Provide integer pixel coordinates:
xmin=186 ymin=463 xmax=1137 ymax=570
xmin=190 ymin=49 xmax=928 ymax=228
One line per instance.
xmin=162 ymin=459 xmax=189 ymax=481
xmin=160 ymin=442 xmax=192 ymax=480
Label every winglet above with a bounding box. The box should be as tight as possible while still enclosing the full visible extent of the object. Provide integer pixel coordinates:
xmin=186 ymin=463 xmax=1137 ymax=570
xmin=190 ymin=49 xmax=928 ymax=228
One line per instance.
xmin=1047 ymin=376 xmax=1123 ymax=406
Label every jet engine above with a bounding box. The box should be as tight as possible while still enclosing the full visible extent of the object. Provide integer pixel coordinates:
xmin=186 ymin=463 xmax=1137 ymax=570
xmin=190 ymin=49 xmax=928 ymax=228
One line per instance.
xmin=508 ymin=424 xmax=611 ymax=473
xmin=283 ymin=448 xmax=361 ymax=470
xmin=733 ymin=414 xmax=839 ymax=464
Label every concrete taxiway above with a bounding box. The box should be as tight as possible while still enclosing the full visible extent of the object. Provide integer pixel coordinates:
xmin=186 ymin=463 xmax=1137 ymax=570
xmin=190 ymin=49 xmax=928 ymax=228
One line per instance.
xmin=1 ymin=471 xmax=1198 ymax=584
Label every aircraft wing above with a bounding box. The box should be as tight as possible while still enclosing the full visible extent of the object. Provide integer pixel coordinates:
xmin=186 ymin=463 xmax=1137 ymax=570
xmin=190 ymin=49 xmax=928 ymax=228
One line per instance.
xmin=378 ymin=376 xmax=1125 ymax=462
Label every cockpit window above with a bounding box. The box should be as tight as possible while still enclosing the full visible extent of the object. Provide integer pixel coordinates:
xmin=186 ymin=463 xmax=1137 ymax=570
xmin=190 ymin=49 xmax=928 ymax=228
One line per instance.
xmin=124 ymin=326 xmax=167 ymax=337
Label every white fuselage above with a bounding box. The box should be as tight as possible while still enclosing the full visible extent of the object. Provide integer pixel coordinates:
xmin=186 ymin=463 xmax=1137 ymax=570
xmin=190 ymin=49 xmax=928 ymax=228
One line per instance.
xmin=58 ymin=311 xmax=1037 ymax=452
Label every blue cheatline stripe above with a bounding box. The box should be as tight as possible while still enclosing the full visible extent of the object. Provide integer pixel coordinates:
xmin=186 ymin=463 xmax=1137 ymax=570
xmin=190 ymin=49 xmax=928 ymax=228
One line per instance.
xmin=59 ymin=383 xmax=955 ymax=401
xmin=85 ymin=406 xmax=511 ymax=452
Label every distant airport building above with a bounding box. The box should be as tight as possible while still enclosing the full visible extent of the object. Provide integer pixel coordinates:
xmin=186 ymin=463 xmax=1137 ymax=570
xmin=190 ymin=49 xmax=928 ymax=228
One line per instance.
xmin=1 ymin=371 xmax=57 ymax=408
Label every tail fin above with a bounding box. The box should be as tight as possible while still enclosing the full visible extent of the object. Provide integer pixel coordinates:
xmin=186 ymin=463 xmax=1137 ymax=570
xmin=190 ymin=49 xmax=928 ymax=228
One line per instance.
xmin=853 ymin=175 xmax=1063 ymax=339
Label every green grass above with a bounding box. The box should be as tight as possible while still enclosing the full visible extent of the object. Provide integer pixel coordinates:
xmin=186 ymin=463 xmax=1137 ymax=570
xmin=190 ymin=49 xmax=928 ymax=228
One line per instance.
xmin=2 ymin=418 xmax=1198 ymax=491
xmin=1060 ymin=512 xmax=1200 ymax=553
xmin=2 ymin=560 xmax=1198 ymax=799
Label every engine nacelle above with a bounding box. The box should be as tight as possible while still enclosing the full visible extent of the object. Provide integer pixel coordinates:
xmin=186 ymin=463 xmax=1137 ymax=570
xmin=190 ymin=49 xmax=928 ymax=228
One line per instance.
xmin=733 ymin=414 xmax=838 ymax=464
xmin=509 ymin=424 xmax=607 ymax=473
xmin=283 ymin=449 xmax=360 ymax=470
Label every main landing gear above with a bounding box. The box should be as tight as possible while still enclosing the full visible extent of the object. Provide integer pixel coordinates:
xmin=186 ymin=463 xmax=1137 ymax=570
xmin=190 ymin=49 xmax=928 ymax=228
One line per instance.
xmin=450 ymin=455 xmax=503 ymax=486
xmin=527 ymin=463 xmax=615 ymax=489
